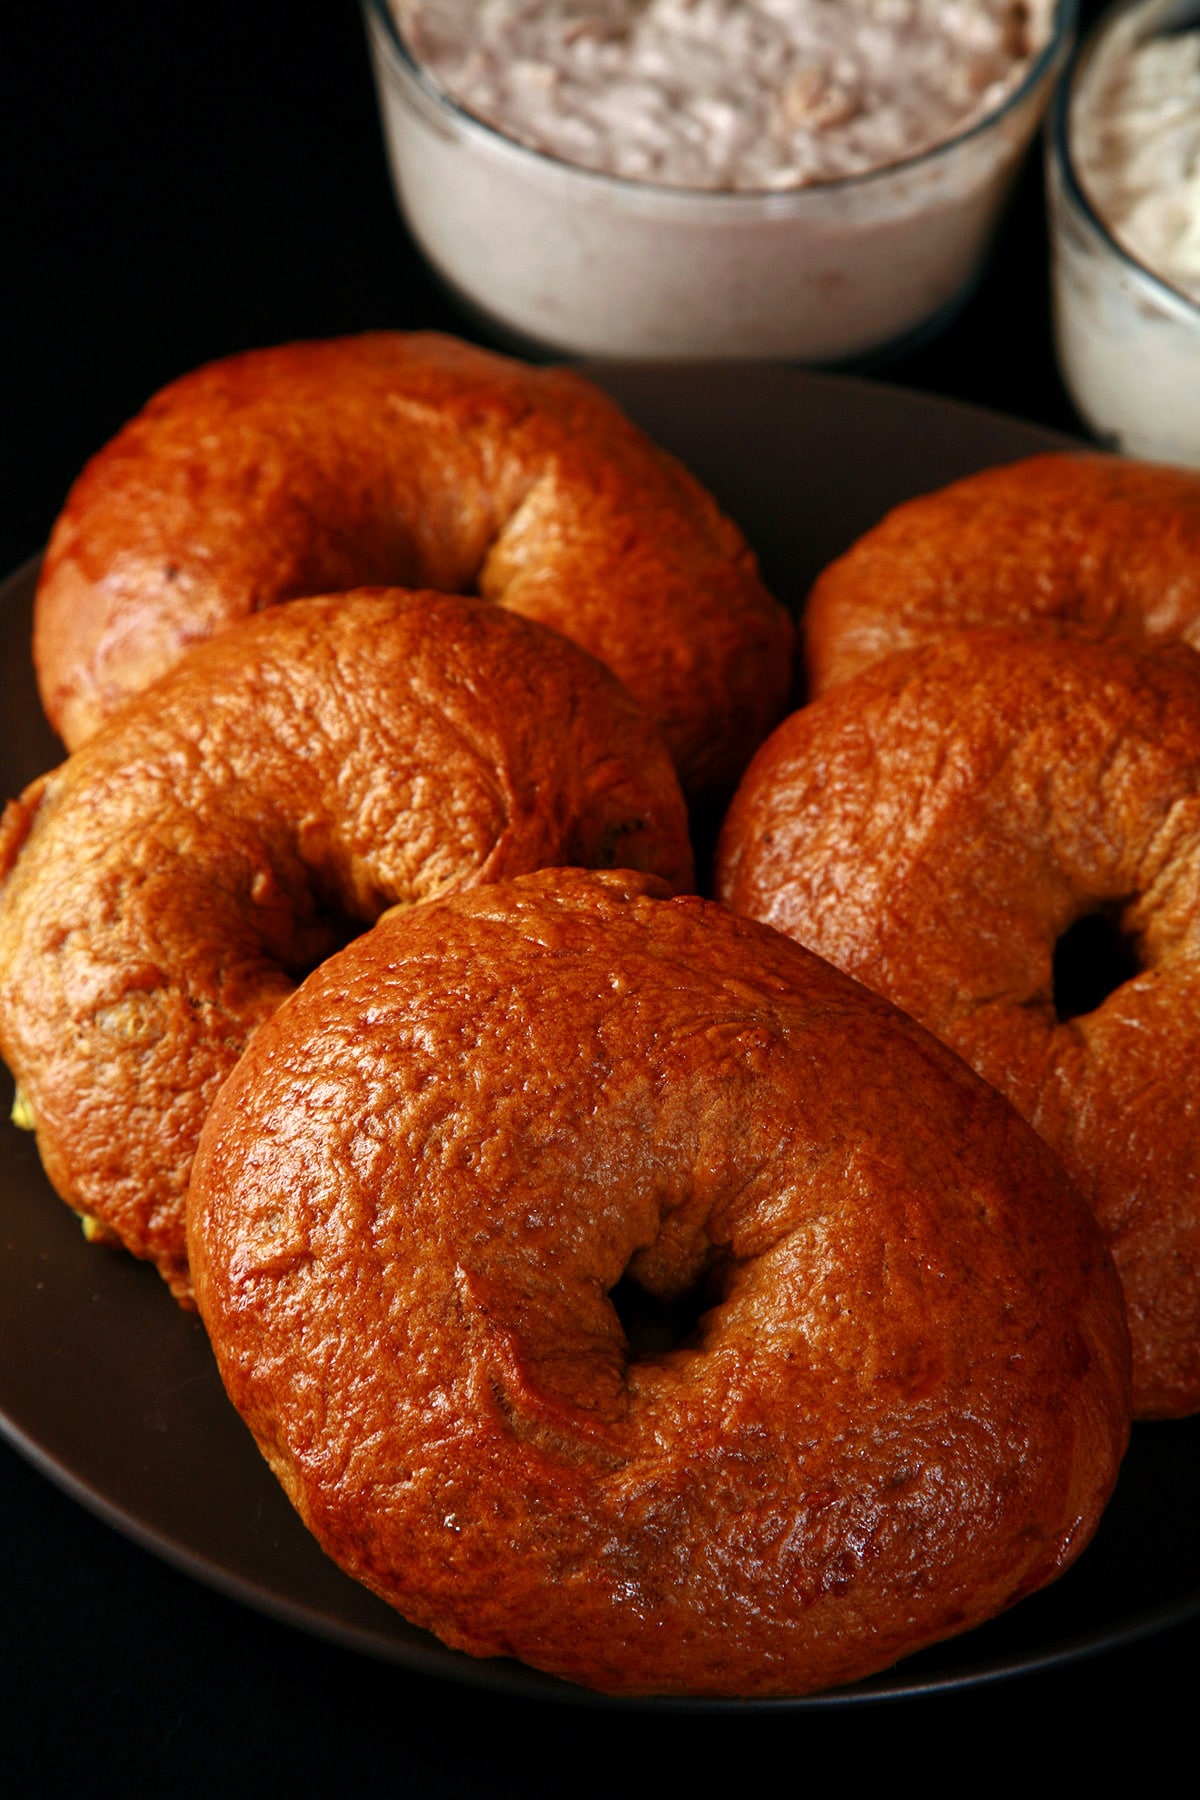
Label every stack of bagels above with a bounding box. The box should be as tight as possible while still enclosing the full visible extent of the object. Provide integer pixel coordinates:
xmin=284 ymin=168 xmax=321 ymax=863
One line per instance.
xmin=2 ymin=332 xmax=1171 ymax=1698
xmin=719 ymin=454 xmax=1200 ymax=1424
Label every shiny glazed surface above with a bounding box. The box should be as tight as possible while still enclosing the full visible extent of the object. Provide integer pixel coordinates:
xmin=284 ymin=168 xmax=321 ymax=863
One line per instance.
xmin=190 ymin=867 xmax=1129 ymax=1697
xmin=0 ymin=592 xmax=692 ymax=1301
xmin=804 ymin=452 xmax=1200 ymax=694
xmin=33 ymin=332 xmax=791 ymax=803
xmin=719 ymin=631 xmax=1200 ymax=1417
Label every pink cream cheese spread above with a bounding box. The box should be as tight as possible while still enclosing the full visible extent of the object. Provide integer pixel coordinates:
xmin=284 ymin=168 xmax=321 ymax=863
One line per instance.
xmin=367 ymin=0 xmax=1063 ymax=359
xmin=394 ymin=0 xmax=1052 ymax=189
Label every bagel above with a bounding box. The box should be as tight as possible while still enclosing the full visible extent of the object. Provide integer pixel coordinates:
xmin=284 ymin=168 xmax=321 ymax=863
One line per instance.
xmin=33 ymin=331 xmax=793 ymax=801
xmin=0 ymin=589 xmax=692 ymax=1302
xmin=188 ymin=866 xmax=1130 ymax=1698
xmin=804 ymin=453 xmax=1200 ymax=695
xmin=717 ymin=631 xmax=1200 ymax=1418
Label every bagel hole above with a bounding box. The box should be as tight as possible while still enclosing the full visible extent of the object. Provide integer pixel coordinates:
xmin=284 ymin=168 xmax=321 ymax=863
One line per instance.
xmin=1052 ymin=903 xmax=1140 ymax=1021
xmin=278 ymin=913 xmax=359 ymax=984
xmin=274 ymin=874 xmax=367 ymax=984
xmin=609 ymin=1272 xmax=717 ymax=1360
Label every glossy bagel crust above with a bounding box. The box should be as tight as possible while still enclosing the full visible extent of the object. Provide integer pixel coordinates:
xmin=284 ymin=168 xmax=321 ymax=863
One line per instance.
xmin=33 ymin=331 xmax=793 ymax=799
xmin=717 ymin=631 xmax=1200 ymax=1419
xmin=189 ymin=868 xmax=1130 ymax=1699
xmin=0 ymin=591 xmax=692 ymax=1302
xmin=804 ymin=453 xmax=1200 ymax=696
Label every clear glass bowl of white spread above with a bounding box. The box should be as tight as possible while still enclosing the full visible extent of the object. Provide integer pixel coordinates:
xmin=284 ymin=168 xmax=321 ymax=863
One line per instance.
xmin=363 ymin=0 xmax=1075 ymax=364
xmin=1048 ymin=0 xmax=1200 ymax=466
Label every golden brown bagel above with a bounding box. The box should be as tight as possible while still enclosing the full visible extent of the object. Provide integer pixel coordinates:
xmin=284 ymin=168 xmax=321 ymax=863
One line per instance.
xmin=33 ymin=331 xmax=792 ymax=800
xmin=0 ymin=590 xmax=692 ymax=1302
xmin=717 ymin=631 xmax=1200 ymax=1418
xmin=805 ymin=453 xmax=1200 ymax=695
xmin=189 ymin=867 xmax=1129 ymax=1698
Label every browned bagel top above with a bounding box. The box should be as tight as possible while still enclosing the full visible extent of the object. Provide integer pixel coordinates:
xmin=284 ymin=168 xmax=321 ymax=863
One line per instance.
xmin=0 ymin=590 xmax=692 ymax=1301
xmin=804 ymin=453 xmax=1200 ymax=695
xmin=717 ymin=630 xmax=1200 ymax=1417
xmin=189 ymin=867 xmax=1129 ymax=1698
xmin=34 ymin=331 xmax=793 ymax=800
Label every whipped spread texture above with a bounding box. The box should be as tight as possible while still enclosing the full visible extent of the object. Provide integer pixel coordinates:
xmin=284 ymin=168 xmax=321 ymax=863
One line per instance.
xmin=1073 ymin=11 xmax=1200 ymax=303
xmin=395 ymin=0 xmax=1051 ymax=189
xmin=1049 ymin=0 xmax=1200 ymax=466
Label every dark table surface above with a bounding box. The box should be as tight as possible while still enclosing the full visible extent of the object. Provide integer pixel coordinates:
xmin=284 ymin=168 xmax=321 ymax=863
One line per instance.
xmin=2 ymin=1 xmax=1196 ymax=1789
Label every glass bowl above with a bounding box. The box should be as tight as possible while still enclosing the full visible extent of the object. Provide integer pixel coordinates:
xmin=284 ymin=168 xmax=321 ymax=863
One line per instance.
xmin=363 ymin=0 xmax=1076 ymax=364
xmin=1047 ymin=0 xmax=1200 ymax=466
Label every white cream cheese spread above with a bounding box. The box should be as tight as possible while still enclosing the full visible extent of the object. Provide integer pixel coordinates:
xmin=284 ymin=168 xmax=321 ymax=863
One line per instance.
xmin=395 ymin=0 xmax=1051 ymax=189
xmin=1048 ymin=0 xmax=1200 ymax=467
xmin=1072 ymin=11 xmax=1200 ymax=303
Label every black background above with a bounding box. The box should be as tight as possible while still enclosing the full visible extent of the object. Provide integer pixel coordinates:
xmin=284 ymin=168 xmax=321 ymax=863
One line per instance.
xmin=2 ymin=2 xmax=1195 ymax=1790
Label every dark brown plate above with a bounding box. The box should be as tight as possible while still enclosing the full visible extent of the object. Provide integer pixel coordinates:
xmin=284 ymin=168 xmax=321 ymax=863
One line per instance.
xmin=2 ymin=363 xmax=1198 ymax=1711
